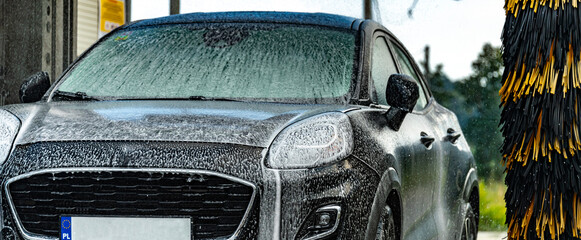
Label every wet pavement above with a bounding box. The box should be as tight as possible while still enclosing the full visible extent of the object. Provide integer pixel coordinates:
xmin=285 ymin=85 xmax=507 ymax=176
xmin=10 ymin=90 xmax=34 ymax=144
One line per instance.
xmin=479 ymin=231 xmax=507 ymax=239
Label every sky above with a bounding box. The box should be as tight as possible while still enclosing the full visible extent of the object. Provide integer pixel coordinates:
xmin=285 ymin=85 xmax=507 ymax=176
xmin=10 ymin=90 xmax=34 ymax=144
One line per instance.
xmin=131 ymin=0 xmax=506 ymax=81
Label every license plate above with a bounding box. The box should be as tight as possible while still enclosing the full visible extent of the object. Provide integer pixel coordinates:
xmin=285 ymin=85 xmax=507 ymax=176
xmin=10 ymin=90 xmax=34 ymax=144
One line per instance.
xmin=60 ymin=216 xmax=191 ymax=240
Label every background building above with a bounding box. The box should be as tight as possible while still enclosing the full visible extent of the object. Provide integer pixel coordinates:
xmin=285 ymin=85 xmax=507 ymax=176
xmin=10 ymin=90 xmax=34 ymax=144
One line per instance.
xmin=0 ymin=0 xmax=140 ymax=106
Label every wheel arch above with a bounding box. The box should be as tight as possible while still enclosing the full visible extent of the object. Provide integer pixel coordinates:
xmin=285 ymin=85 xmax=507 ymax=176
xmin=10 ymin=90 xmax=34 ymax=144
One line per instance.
xmin=461 ymin=168 xmax=480 ymax=231
xmin=387 ymin=188 xmax=402 ymax=240
xmin=365 ymin=167 xmax=402 ymax=240
xmin=461 ymin=168 xmax=479 ymax=203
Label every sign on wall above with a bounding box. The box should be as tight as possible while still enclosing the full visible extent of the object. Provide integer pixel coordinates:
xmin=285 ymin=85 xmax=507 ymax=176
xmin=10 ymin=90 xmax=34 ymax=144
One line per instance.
xmin=99 ymin=0 xmax=125 ymax=37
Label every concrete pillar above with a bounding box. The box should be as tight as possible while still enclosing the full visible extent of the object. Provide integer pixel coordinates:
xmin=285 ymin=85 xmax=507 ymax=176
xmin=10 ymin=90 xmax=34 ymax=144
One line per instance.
xmin=0 ymin=0 xmax=75 ymax=106
xmin=1 ymin=1 xmax=43 ymax=105
xmin=0 ymin=0 xmax=6 ymax=105
xmin=170 ymin=0 xmax=179 ymax=15
xmin=125 ymin=0 xmax=131 ymax=22
xmin=44 ymin=0 xmax=76 ymax=84
xmin=363 ymin=0 xmax=381 ymax=22
xmin=363 ymin=0 xmax=372 ymax=19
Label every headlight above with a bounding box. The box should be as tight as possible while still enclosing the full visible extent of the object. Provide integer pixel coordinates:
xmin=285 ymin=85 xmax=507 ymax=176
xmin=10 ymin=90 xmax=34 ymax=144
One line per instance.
xmin=0 ymin=109 xmax=20 ymax=164
xmin=268 ymin=112 xmax=353 ymax=169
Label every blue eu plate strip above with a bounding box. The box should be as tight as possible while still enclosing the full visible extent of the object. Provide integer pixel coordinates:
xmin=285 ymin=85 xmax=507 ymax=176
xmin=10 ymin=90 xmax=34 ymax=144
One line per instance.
xmin=60 ymin=216 xmax=72 ymax=240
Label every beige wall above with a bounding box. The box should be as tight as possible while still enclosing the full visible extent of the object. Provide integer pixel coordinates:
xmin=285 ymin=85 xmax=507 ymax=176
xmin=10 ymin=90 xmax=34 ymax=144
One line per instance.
xmin=77 ymin=0 xmax=98 ymax=56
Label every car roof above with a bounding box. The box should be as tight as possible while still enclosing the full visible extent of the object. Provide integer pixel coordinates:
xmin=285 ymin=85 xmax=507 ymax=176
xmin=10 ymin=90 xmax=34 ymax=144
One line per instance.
xmin=125 ymin=11 xmax=360 ymax=30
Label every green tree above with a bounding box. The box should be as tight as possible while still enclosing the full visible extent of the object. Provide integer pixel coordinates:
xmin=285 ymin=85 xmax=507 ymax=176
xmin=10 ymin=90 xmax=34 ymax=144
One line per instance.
xmin=426 ymin=64 xmax=469 ymax=125
xmin=456 ymin=43 xmax=504 ymax=180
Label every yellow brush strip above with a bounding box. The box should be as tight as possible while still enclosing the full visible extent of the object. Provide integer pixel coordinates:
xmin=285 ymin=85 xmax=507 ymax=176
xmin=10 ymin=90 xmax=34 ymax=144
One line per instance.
xmin=508 ymin=197 xmax=535 ymax=239
xmin=503 ymin=105 xmax=581 ymax=169
xmin=575 ymin=194 xmax=581 ymax=237
xmin=500 ymin=45 xmax=581 ymax=104
xmin=506 ymin=0 xmax=581 ymax=15
xmin=504 ymin=132 xmax=581 ymax=168
xmin=508 ymin=190 xmax=580 ymax=239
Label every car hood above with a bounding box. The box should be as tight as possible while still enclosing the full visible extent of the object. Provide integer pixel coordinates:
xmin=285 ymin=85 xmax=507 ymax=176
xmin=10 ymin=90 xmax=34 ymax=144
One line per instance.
xmin=4 ymin=101 xmax=355 ymax=147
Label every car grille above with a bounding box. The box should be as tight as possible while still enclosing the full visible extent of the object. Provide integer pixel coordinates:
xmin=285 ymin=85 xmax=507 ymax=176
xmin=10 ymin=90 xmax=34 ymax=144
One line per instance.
xmin=7 ymin=169 xmax=255 ymax=239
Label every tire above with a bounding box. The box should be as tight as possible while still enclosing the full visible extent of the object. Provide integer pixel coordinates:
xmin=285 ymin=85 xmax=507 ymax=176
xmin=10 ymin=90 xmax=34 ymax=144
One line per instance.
xmin=461 ymin=204 xmax=477 ymax=240
xmin=375 ymin=205 xmax=396 ymax=240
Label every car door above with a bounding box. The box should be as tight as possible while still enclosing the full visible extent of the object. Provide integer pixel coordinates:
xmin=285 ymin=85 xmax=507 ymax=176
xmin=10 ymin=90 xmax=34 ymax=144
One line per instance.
xmin=369 ymin=31 xmax=440 ymax=239
xmin=391 ymin=37 xmax=479 ymax=239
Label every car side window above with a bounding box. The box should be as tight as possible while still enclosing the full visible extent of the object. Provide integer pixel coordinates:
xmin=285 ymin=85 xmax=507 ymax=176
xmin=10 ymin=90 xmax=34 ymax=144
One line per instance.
xmin=371 ymin=37 xmax=399 ymax=105
xmin=391 ymin=43 xmax=429 ymax=110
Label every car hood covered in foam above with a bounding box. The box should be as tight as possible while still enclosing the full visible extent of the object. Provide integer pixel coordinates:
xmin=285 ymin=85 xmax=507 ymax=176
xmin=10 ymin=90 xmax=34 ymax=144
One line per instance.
xmin=3 ymin=100 xmax=354 ymax=147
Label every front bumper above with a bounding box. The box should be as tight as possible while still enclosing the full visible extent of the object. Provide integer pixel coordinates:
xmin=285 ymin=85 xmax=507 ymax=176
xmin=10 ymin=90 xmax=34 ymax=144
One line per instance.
xmin=276 ymin=158 xmax=379 ymax=239
xmin=1 ymin=142 xmax=379 ymax=240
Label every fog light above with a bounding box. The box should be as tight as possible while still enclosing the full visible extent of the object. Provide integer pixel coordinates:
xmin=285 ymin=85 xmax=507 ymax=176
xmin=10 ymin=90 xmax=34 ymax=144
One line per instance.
xmin=317 ymin=213 xmax=331 ymax=227
xmin=298 ymin=205 xmax=342 ymax=240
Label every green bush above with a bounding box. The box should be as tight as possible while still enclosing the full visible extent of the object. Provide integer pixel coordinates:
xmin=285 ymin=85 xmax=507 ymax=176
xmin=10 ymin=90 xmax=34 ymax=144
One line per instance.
xmin=479 ymin=181 xmax=507 ymax=231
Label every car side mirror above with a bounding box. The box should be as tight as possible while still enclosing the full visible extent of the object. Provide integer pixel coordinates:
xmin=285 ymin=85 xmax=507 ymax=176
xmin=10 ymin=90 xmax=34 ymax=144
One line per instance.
xmin=384 ymin=74 xmax=419 ymax=131
xmin=20 ymin=71 xmax=51 ymax=103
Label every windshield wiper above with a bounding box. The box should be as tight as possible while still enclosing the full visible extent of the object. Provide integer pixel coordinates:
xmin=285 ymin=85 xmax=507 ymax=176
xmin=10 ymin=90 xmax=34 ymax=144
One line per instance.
xmin=113 ymin=96 xmax=243 ymax=101
xmin=52 ymin=90 xmax=101 ymax=101
xmin=188 ymin=96 xmax=240 ymax=101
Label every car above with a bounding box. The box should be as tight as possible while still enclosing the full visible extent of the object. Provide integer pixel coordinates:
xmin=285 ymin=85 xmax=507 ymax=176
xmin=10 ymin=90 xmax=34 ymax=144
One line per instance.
xmin=0 ymin=11 xmax=478 ymax=240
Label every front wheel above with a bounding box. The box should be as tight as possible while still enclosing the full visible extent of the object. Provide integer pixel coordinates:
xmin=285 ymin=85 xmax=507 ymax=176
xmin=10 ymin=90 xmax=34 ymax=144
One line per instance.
xmin=375 ymin=205 xmax=396 ymax=240
xmin=461 ymin=204 xmax=477 ymax=240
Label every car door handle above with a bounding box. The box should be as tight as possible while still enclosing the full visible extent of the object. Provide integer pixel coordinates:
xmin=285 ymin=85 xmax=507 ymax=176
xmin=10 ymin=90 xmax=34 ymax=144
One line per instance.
xmin=444 ymin=128 xmax=461 ymax=144
xmin=420 ymin=132 xmax=435 ymax=148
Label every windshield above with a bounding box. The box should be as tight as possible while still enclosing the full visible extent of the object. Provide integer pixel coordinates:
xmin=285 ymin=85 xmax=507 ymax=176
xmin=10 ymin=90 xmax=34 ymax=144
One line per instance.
xmin=54 ymin=24 xmax=356 ymax=103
